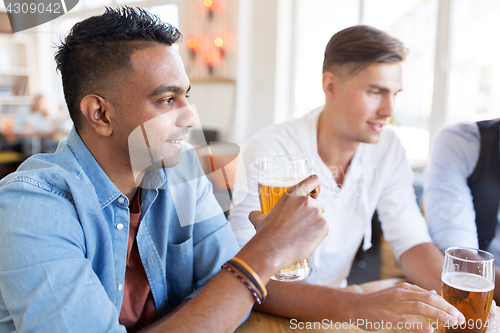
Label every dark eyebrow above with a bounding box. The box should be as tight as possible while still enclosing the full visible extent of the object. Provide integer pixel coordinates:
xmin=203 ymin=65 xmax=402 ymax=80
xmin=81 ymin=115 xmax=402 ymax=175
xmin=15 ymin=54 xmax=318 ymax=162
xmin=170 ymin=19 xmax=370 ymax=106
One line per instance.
xmin=151 ymin=84 xmax=191 ymax=97
xmin=369 ymin=83 xmax=402 ymax=94
xmin=368 ymin=84 xmax=390 ymax=93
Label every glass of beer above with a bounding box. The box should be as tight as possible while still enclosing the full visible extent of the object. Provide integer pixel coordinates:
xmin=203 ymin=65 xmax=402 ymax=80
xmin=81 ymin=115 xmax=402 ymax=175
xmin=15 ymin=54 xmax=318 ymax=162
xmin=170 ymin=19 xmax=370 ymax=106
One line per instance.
xmin=258 ymin=156 xmax=313 ymax=282
xmin=441 ymin=247 xmax=495 ymax=333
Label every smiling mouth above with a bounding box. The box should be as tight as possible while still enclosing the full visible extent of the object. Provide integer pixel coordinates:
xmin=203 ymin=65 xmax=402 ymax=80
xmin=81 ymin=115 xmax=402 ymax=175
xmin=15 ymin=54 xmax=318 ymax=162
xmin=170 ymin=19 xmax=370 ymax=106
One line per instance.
xmin=367 ymin=122 xmax=386 ymax=132
xmin=166 ymin=131 xmax=189 ymax=144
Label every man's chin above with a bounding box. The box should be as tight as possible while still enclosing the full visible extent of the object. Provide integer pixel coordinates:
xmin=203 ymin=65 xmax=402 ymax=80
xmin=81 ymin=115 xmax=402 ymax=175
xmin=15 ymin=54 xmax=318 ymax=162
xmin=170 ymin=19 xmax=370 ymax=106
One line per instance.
xmin=144 ymin=155 xmax=182 ymax=170
xmin=162 ymin=154 xmax=182 ymax=168
xmin=361 ymin=133 xmax=383 ymax=144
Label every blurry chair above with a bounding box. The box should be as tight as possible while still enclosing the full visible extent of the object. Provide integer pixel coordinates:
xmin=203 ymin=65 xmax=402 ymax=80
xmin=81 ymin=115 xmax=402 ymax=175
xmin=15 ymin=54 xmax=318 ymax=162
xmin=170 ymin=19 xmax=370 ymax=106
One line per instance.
xmin=195 ymin=142 xmax=241 ymax=217
xmin=379 ymin=235 xmax=405 ymax=280
xmin=0 ymin=151 xmax=22 ymax=179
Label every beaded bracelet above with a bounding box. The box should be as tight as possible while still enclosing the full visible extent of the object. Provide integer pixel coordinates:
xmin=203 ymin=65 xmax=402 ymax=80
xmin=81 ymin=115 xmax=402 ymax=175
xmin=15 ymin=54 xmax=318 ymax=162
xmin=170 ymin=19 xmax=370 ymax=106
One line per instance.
xmin=229 ymin=257 xmax=267 ymax=298
xmin=227 ymin=260 xmax=266 ymax=302
xmin=222 ymin=263 xmax=262 ymax=304
xmin=225 ymin=261 xmax=264 ymax=301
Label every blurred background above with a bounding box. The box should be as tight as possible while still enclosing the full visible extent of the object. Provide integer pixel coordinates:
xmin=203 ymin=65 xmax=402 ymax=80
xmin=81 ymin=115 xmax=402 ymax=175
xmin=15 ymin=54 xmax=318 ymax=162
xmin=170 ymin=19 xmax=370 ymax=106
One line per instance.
xmin=1 ymin=0 xmax=500 ymax=282
xmin=2 ymin=0 xmax=500 ymax=161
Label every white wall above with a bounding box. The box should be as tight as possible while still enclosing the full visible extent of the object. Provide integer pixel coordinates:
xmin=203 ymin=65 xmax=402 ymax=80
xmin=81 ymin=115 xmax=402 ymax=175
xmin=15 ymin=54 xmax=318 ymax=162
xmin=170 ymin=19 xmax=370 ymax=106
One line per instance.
xmin=232 ymin=0 xmax=282 ymax=143
xmin=188 ymin=82 xmax=236 ymax=140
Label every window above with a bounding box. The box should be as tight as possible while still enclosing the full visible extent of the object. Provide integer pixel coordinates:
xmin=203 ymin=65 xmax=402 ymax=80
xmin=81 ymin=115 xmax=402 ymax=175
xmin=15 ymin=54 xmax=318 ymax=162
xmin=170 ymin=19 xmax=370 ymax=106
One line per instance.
xmin=447 ymin=0 xmax=500 ymax=125
xmin=150 ymin=4 xmax=179 ymax=29
xmin=293 ymin=0 xmax=359 ymax=119
xmin=364 ymin=0 xmax=437 ymax=163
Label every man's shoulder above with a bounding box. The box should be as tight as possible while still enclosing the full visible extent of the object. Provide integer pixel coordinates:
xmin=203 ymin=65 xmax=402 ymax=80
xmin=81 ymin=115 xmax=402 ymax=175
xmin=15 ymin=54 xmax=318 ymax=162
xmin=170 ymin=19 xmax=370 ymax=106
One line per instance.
xmin=437 ymin=122 xmax=479 ymax=144
xmin=244 ymin=110 xmax=317 ymax=156
xmin=0 ymin=143 xmax=89 ymax=200
xmin=252 ymin=117 xmax=304 ymax=140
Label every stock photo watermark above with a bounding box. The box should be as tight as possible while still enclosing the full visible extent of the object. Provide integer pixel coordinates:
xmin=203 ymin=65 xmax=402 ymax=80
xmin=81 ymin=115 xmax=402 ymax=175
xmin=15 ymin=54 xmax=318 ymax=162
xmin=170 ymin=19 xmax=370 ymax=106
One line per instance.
xmin=290 ymin=318 xmax=426 ymax=331
xmin=4 ymin=0 xmax=79 ymax=33
xmin=290 ymin=318 xmax=500 ymax=331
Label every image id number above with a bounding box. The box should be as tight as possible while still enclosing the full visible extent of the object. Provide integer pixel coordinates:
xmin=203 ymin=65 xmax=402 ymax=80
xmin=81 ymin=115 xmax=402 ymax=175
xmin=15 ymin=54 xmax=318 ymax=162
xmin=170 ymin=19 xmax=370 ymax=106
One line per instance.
xmin=6 ymin=2 xmax=62 ymax=14
xmin=444 ymin=318 xmax=498 ymax=330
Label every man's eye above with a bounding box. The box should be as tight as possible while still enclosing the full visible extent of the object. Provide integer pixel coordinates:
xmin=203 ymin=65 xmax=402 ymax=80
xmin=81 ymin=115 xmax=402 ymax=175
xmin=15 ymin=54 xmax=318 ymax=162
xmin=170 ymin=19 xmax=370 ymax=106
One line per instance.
xmin=369 ymin=90 xmax=381 ymax=95
xmin=161 ymin=97 xmax=174 ymax=105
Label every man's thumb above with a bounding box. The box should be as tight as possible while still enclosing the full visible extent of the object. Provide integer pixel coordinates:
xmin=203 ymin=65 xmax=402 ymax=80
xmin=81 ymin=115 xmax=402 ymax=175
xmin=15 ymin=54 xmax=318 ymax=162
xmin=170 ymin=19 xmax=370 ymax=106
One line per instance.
xmin=248 ymin=210 xmax=263 ymax=226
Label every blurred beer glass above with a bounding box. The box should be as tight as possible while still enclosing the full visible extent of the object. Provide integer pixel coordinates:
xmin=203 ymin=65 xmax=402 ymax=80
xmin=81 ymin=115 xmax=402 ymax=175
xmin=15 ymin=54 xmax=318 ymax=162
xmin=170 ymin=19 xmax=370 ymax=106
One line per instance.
xmin=441 ymin=247 xmax=495 ymax=333
xmin=258 ymin=156 xmax=312 ymax=281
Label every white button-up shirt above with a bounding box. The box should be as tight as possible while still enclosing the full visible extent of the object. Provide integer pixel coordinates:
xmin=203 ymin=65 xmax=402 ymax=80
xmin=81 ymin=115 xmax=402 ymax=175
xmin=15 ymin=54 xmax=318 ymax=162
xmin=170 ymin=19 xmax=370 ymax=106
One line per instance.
xmin=229 ymin=107 xmax=431 ymax=287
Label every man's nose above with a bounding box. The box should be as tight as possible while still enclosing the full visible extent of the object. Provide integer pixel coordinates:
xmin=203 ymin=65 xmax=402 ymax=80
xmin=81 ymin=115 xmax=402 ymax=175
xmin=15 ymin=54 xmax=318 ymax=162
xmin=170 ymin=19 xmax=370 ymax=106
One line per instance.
xmin=175 ymin=104 xmax=198 ymax=129
xmin=378 ymin=95 xmax=395 ymax=118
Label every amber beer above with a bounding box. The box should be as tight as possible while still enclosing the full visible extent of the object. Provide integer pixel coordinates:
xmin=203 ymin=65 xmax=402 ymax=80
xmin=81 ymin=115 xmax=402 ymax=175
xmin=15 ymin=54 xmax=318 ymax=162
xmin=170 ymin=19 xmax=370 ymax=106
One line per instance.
xmin=258 ymin=182 xmax=289 ymax=215
xmin=441 ymin=272 xmax=495 ymax=333
xmin=258 ymin=179 xmax=312 ymax=279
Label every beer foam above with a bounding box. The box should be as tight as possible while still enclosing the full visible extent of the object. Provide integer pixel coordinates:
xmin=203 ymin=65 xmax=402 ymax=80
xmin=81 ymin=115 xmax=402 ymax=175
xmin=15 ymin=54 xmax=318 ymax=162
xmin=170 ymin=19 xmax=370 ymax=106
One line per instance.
xmin=259 ymin=175 xmax=308 ymax=187
xmin=442 ymin=272 xmax=494 ymax=293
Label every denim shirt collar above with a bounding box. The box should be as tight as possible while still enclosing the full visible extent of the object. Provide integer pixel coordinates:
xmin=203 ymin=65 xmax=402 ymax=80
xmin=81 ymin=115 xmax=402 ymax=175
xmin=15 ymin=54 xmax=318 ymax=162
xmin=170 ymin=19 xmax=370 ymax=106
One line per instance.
xmin=65 ymin=127 xmax=167 ymax=208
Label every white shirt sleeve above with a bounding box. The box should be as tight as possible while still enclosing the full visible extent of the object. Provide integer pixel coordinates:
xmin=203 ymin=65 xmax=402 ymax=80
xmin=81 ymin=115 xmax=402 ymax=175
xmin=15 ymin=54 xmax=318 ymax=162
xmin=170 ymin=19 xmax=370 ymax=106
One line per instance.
xmin=376 ymin=134 xmax=433 ymax=260
xmin=423 ymin=123 xmax=480 ymax=251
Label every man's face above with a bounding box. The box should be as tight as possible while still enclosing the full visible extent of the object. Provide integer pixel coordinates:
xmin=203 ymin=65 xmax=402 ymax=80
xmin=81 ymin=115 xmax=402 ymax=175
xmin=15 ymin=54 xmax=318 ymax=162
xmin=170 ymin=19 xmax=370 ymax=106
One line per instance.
xmin=110 ymin=44 xmax=197 ymax=171
xmin=331 ymin=62 xmax=402 ymax=144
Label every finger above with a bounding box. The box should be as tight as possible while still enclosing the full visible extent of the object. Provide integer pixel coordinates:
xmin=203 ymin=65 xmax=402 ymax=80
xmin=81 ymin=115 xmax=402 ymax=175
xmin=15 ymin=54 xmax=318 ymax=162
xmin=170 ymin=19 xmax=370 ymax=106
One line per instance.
xmin=248 ymin=210 xmax=263 ymax=226
xmin=394 ymin=282 xmax=430 ymax=293
xmin=397 ymin=292 xmax=465 ymax=326
xmin=488 ymin=301 xmax=497 ymax=321
xmin=288 ymin=175 xmax=321 ymax=196
xmin=485 ymin=302 xmax=498 ymax=333
xmin=393 ymin=286 xmax=464 ymax=322
xmin=308 ymin=197 xmax=325 ymax=213
xmin=309 ymin=184 xmax=321 ymax=199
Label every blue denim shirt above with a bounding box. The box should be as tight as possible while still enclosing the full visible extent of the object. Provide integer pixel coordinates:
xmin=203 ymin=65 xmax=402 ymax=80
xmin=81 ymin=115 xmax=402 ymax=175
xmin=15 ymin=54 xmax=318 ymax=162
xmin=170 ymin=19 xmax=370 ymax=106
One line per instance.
xmin=0 ymin=128 xmax=241 ymax=332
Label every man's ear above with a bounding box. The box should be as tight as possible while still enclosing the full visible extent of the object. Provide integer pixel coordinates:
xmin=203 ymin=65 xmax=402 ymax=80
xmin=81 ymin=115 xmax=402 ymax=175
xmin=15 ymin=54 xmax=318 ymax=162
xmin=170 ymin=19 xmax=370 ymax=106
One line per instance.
xmin=80 ymin=94 xmax=113 ymax=137
xmin=322 ymin=71 xmax=339 ymax=101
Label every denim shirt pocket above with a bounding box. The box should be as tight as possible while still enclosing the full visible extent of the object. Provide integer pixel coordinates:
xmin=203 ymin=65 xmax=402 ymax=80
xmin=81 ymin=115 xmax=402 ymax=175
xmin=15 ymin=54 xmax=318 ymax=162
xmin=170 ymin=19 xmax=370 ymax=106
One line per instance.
xmin=166 ymin=237 xmax=194 ymax=307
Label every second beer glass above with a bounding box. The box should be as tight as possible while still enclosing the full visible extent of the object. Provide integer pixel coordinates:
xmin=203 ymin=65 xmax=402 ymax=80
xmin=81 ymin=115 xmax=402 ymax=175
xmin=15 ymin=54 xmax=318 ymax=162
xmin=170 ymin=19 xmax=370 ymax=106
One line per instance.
xmin=258 ymin=156 xmax=313 ymax=281
xmin=441 ymin=247 xmax=495 ymax=333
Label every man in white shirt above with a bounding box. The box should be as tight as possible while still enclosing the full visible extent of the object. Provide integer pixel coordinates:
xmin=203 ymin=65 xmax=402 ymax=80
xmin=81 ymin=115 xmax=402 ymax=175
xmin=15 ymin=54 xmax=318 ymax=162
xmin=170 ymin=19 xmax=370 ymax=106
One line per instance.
xmin=229 ymin=25 xmax=452 ymax=329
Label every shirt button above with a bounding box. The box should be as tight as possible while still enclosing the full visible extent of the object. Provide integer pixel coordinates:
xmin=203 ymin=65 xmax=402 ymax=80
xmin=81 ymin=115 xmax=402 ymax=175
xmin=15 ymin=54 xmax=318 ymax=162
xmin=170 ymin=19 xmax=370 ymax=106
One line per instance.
xmin=118 ymin=197 xmax=125 ymax=204
xmin=116 ymin=223 xmax=124 ymax=230
xmin=118 ymin=284 xmax=123 ymax=291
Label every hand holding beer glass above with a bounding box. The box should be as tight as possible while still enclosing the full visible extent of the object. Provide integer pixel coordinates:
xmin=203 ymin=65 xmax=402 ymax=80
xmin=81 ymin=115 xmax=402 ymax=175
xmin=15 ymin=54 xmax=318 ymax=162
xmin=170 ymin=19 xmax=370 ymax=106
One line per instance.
xmin=442 ymin=247 xmax=495 ymax=333
xmin=258 ymin=156 xmax=313 ymax=281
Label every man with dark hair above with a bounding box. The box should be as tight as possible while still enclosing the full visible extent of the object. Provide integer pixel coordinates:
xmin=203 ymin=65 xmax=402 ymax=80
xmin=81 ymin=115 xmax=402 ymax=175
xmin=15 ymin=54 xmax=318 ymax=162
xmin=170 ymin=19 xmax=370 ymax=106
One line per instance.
xmin=0 ymin=7 xmax=330 ymax=332
xmin=230 ymin=25 xmax=462 ymax=330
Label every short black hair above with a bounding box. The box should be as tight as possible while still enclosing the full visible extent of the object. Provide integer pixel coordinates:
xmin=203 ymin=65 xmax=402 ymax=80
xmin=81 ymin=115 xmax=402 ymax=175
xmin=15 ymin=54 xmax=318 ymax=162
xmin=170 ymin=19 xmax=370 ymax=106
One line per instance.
xmin=55 ymin=6 xmax=182 ymax=129
xmin=323 ymin=25 xmax=407 ymax=78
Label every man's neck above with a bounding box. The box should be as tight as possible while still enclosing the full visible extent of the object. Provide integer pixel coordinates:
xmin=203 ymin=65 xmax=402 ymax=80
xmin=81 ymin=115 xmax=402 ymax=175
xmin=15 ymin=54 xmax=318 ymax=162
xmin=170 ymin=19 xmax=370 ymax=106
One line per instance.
xmin=80 ymin=132 xmax=139 ymax=202
xmin=316 ymin=107 xmax=360 ymax=186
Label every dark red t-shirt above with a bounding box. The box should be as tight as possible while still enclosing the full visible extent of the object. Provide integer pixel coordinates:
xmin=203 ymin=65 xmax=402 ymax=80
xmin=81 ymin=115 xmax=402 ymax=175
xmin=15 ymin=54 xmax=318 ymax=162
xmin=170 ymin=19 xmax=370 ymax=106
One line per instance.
xmin=119 ymin=188 xmax=157 ymax=332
